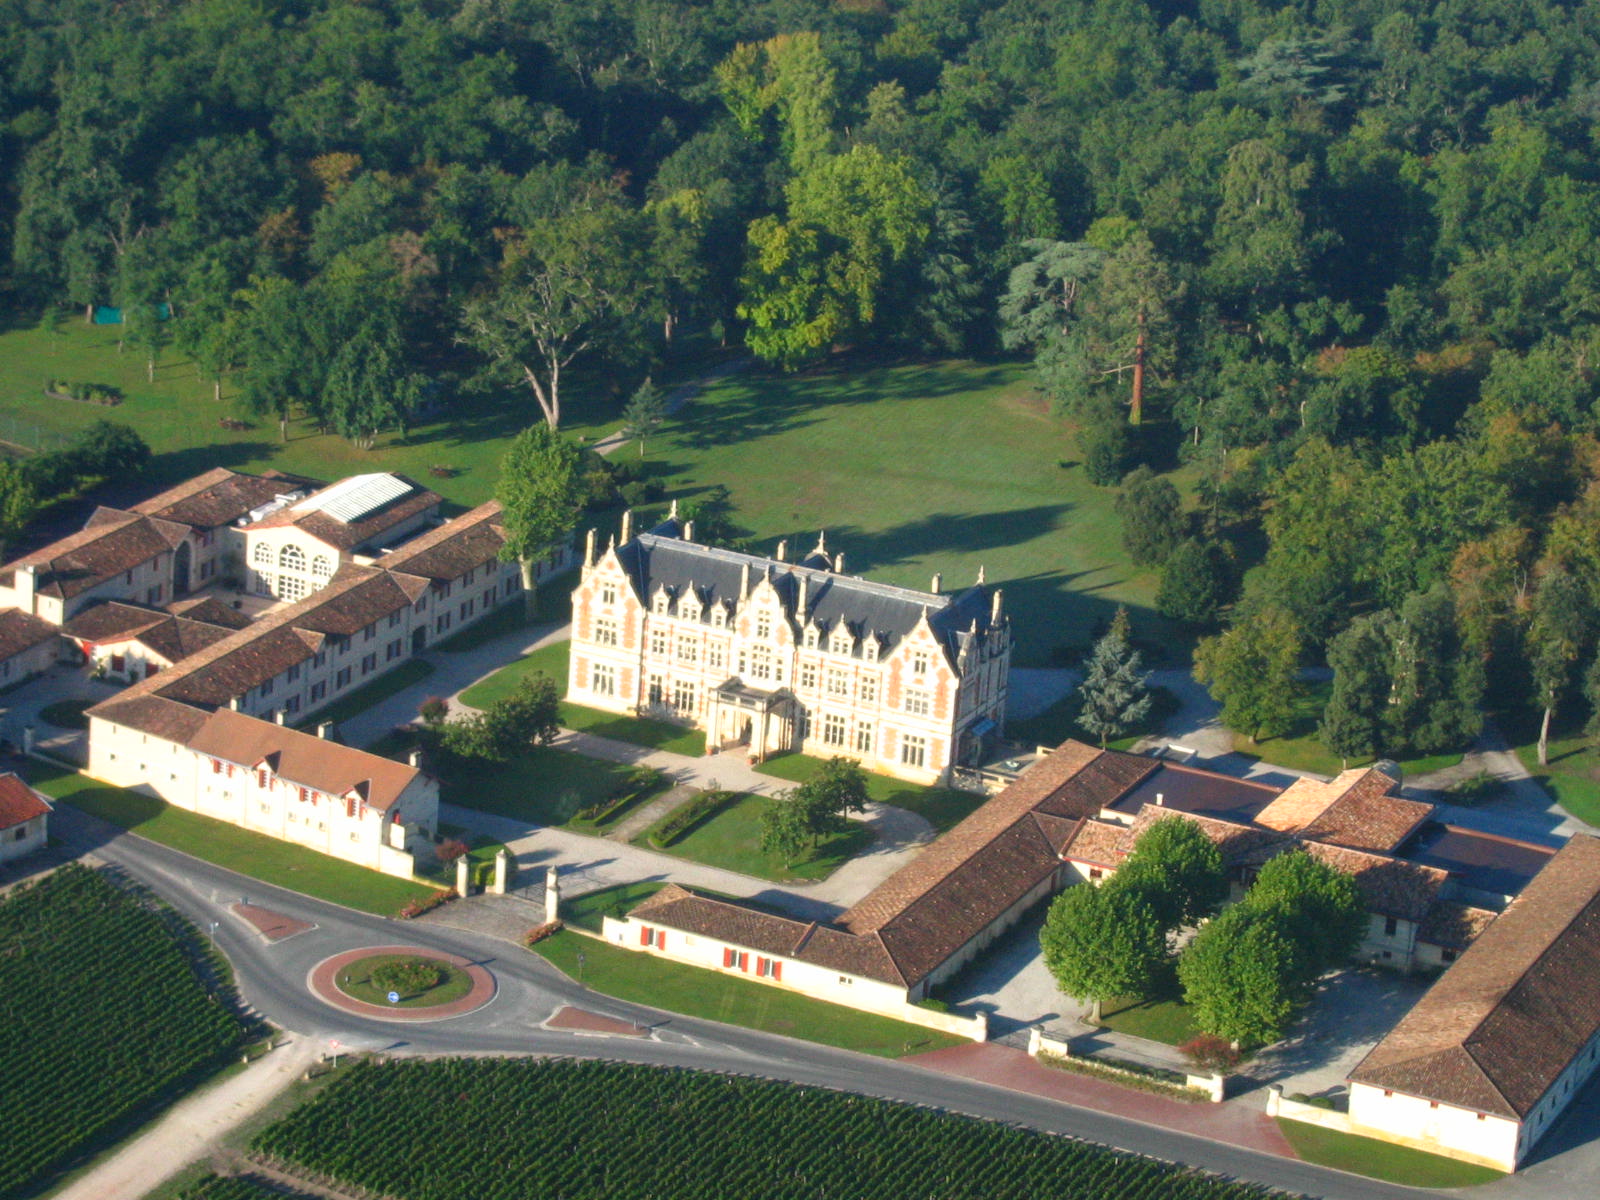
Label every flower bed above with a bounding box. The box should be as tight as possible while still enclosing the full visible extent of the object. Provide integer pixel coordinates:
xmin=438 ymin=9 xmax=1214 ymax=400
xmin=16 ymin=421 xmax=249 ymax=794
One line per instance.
xmin=396 ymin=888 xmax=456 ymax=919
xmin=648 ymin=788 xmax=738 ymax=848
xmin=44 ymin=379 xmax=121 ymax=405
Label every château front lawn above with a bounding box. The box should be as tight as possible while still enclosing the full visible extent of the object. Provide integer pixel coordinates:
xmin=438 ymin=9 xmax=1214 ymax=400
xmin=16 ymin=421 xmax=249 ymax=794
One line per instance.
xmin=635 ymin=791 xmax=871 ymax=883
xmin=1230 ymin=681 xmax=1464 ymax=781
xmin=754 ymin=752 xmax=985 ymax=832
xmin=1098 ymin=995 xmax=1203 ymax=1046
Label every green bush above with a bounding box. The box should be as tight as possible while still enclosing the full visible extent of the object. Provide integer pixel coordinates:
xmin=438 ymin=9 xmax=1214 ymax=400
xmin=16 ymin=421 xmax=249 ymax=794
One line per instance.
xmin=650 ymin=789 xmax=738 ymax=847
xmin=371 ymin=958 xmax=444 ymax=995
xmin=574 ymin=767 xmax=664 ymax=824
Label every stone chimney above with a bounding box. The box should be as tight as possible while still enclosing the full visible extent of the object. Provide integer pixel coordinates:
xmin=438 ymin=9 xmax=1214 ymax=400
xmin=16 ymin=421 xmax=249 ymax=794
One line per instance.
xmin=273 ymin=709 xmax=287 ymax=725
xmin=669 ymin=498 xmax=680 ymax=520
xmin=315 ymin=721 xmax=334 ymax=740
xmin=620 ymin=510 xmax=634 ymax=544
xmin=229 ymin=695 xmax=242 ymax=711
xmin=977 ymin=565 xmax=986 ymax=585
xmin=797 ymin=572 xmax=810 ymax=620
xmin=740 ymin=561 xmax=751 ymax=600
xmin=15 ymin=563 xmax=36 ymax=615
xmin=991 ymin=588 xmax=1004 ymax=624
xmin=408 ymin=747 xmax=423 ymax=768
xmin=834 ymin=552 xmax=845 ymax=574
xmin=584 ymin=528 xmax=597 ymax=568
xmin=775 ymin=539 xmax=788 ymax=562
xmin=1156 ymin=793 xmax=1165 ymax=806
xmin=683 ymin=520 xmax=696 ymax=543
xmin=931 ymin=572 xmax=942 ymax=595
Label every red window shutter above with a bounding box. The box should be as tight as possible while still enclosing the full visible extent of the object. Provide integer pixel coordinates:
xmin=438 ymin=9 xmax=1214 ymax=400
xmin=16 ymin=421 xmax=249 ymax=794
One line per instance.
xmin=656 ymin=930 xmax=666 ymax=948
xmin=640 ymin=926 xmax=652 ymax=946
xmin=723 ymin=948 xmax=735 ymax=968
xmin=772 ymin=961 xmax=782 ymax=981
xmin=211 ymin=758 xmax=222 ymax=775
xmin=756 ymin=957 xmax=767 ymax=975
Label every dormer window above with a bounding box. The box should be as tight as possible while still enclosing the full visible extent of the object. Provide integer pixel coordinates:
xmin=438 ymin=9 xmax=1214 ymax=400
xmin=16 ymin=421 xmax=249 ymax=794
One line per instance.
xmin=711 ymin=605 xmax=727 ymax=628
xmin=912 ymin=651 xmax=932 ymax=677
xmin=863 ymin=639 xmax=879 ymax=663
xmin=600 ymin=583 xmax=617 ymax=606
xmin=803 ymin=625 xmax=819 ymax=649
xmin=681 ymin=596 xmax=701 ymax=622
xmin=653 ymin=590 xmax=671 ymax=615
xmin=829 ymin=628 xmax=852 ymax=655
xmin=756 ymin=613 xmax=773 ymax=640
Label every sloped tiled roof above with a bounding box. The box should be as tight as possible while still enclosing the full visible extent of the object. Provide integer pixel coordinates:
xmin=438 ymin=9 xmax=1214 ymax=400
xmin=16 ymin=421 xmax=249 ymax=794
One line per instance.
xmin=1255 ymin=775 xmax=1348 ymax=833
xmin=135 ymin=616 xmax=237 ymax=664
xmin=130 ymin=468 xmax=322 ymax=528
xmin=62 ymin=601 xmax=170 ymax=643
xmin=249 ymin=476 xmax=440 ymax=551
xmin=381 ymin=501 xmax=505 ymax=581
xmin=1418 ymin=899 xmax=1499 ymax=951
xmin=85 ymin=694 xmax=211 ymax=743
xmin=0 ymin=607 xmax=59 ymax=660
xmin=0 ymin=509 xmax=189 ymax=600
xmin=1303 ymin=841 xmax=1447 ymax=922
xmin=1061 ymin=817 xmax=1127 ymax=867
xmin=188 ymin=708 xmax=421 ymax=812
xmin=165 ymin=595 xmax=253 ymax=630
xmin=1351 ymin=835 xmax=1600 ymax=1119
xmin=1121 ymin=804 xmax=1292 ymax=868
xmin=1299 ymin=769 xmax=1434 ymax=853
xmin=0 ymin=773 xmax=50 ymax=829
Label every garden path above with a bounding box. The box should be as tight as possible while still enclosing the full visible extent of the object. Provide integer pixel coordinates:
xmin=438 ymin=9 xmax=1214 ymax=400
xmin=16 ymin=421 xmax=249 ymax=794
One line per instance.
xmin=606 ymin=782 xmax=697 ymax=843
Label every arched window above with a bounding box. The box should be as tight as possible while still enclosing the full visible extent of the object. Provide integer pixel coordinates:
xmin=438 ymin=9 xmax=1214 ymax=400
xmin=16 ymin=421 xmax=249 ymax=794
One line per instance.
xmin=311 ymin=555 xmax=333 ymax=580
xmin=279 ymin=544 xmax=306 ymax=571
xmin=252 ymin=542 xmax=273 ymax=567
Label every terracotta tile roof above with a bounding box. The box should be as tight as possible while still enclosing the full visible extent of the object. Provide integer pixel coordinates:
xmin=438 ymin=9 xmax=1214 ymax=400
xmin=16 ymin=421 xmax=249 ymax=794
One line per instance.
xmin=135 ymin=616 xmax=237 ymax=664
xmin=62 ymin=601 xmax=170 ymax=643
xmin=188 ymin=708 xmax=421 ymax=811
xmin=381 ymin=501 xmax=505 ymax=581
xmin=1351 ymin=836 xmax=1600 ymax=1119
xmin=0 ymin=773 xmax=50 ymax=829
xmin=1061 ymin=817 xmax=1128 ymax=866
xmin=164 ymin=595 xmax=253 ymax=630
xmin=1299 ymin=769 xmax=1434 ymax=853
xmin=0 ymin=607 xmax=59 ymax=660
xmin=632 ymin=885 xmax=814 ymax=960
xmin=249 ymin=477 xmax=440 ymax=551
xmin=1122 ymin=805 xmax=1293 ymax=868
xmin=1418 ymin=900 xmax=1499 ymax=951
xmin=1255 ymin=775 xmax=1347 ymax=833
xmin=86 ymin=694 xmax=211 ymax=743
xmin=130 ymin=468 xmax=322 ymax=529
xmin=0 ymin=509 xmax=189 ymax=601
xmin=1303 ymin=841 xmax=1447 ymax=922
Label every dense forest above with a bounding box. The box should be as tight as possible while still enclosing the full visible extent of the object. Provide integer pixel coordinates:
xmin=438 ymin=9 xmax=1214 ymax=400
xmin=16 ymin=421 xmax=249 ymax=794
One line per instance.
xmin=4 ymin=0 xmax=1600 ymax=760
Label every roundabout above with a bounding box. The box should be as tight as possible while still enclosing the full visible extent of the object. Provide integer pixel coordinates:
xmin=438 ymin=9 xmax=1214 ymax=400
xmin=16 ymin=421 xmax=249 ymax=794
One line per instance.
xmin=308 ymin=945 xmax=497 ymax=1022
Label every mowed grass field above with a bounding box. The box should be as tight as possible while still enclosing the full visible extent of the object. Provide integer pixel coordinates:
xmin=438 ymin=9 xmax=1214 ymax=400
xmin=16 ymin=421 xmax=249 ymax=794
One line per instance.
xmin=2 ymin=318 xmax=1177 ymax=664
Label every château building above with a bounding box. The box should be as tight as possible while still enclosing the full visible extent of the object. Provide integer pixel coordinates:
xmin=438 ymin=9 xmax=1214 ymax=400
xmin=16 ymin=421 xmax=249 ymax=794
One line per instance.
xmin=566 ymin=513 xmax=1011 ymax=784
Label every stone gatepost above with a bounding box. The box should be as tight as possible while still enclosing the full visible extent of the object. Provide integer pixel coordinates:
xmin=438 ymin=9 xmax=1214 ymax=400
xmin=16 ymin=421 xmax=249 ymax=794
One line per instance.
xmin=455 ymin=855 xmax=471 ymax=896
xmin=545 ymin=866 xmax=561 ymax=924
xmin=489 ymin=848 xmax=512 ymax=895
xmin=21 ymin=724 xmax=34 ymax=755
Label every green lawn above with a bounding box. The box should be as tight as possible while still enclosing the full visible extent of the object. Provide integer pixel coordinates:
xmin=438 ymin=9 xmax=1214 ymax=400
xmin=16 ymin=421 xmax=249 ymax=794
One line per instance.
xmin=34 ymin=767 xmax=438 ymax=915
xmin=0 ymin=312 xmax=628 ymax=512
xmin=532 ymin=929 xmax=964 ymax=1057
xmin=636 ymin=790 xmax=871 ymax=882
xmin=444 ymin=745 xmax=652 ymax=827
xmin=1233 ymin=680 xmax=1464 ymax=781
xmin=754 ymin=752 xmax=985 ymax=832
xmin=1506 ymin=710 xmax=1600 ymax=826
xmin=1274 ymin=1119 xmax=1505 ymax=1187
xmin=460 ymin=638 xmax=707 ymax=756
xmin=642 ymin=357 xmax=1191 ymax=666
xmin=1099 ymin=995 xmax=1202 ymax=1045
xmin=295 ymin=659 xmax=434 ymax=738
xmin=562 ymin=881 xmax=672 ymax=932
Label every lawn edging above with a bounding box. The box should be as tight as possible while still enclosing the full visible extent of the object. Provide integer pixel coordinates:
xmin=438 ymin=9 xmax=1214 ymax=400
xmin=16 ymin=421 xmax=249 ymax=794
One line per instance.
xmin=1272 ymin=1107 xmax=1506 ymax=1187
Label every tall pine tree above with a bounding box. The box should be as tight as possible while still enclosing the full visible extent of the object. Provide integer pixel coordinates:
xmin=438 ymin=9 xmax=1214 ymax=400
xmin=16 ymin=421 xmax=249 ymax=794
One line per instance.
xmin=1077 ymin=608 xmax=1152 ymax=748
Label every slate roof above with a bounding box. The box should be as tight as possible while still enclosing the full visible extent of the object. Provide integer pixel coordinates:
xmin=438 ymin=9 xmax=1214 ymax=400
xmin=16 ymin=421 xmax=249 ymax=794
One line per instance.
xmin=0 ymin=773 xmax=50 ymax=830
xmin=1351 ymin=835 xmax=1600 ymax=1120
xmin=249 ymin=476 xmax=440 ymax=551
xmin=188 ymin=708 xmax=422 ymax=811
xmin=616 ymin=531 xmax=1002 ymax=662
xmin=130 ymin=468 xmax=322 ymax=529
xmin=381 ymin=501 xmax=505 ymax=581
xmin=0 ymin=607 xmax=59 ymax=660
xmin=0 ymin=509 xmax=189 ymax=600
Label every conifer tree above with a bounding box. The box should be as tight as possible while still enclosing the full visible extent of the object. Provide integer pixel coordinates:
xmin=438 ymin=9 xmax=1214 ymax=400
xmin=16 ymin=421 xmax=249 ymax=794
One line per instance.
xmin=1076 ymin=607 xmax=1152 ymax=748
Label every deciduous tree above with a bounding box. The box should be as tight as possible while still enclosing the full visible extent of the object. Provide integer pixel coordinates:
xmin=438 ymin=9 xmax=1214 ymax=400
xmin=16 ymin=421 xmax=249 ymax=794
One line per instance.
xmin=1116 ymin=815 xmax=1228 ymax=930
xmin=1178 ymin=905 xmax=1305 ymax=1047
xmin=1193 ymin=607 xmax=1303 ymax=741
xmin=496 ymin=424 xmax=585 ymax=620
xmin=1041 ymin=881 xmax=1167 ymax=1023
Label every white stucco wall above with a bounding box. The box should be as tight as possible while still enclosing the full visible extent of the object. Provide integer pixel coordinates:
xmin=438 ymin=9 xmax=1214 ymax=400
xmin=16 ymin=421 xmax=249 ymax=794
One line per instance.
xmin=1348 ymin=1082 xmax=1521 ymax=1171
xmin=0 ymin=812 xmax=47 ymax=863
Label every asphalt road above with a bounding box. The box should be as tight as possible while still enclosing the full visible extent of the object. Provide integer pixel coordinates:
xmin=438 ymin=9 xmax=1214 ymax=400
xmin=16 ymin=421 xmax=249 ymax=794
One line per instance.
xmin=50 ymin=806 xmax=1589 ymax=1200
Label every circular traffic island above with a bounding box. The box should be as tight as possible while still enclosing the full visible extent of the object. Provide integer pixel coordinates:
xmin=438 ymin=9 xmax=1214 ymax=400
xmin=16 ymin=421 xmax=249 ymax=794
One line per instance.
xmin=309 ymin=945 xmax=496 ymax=1022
